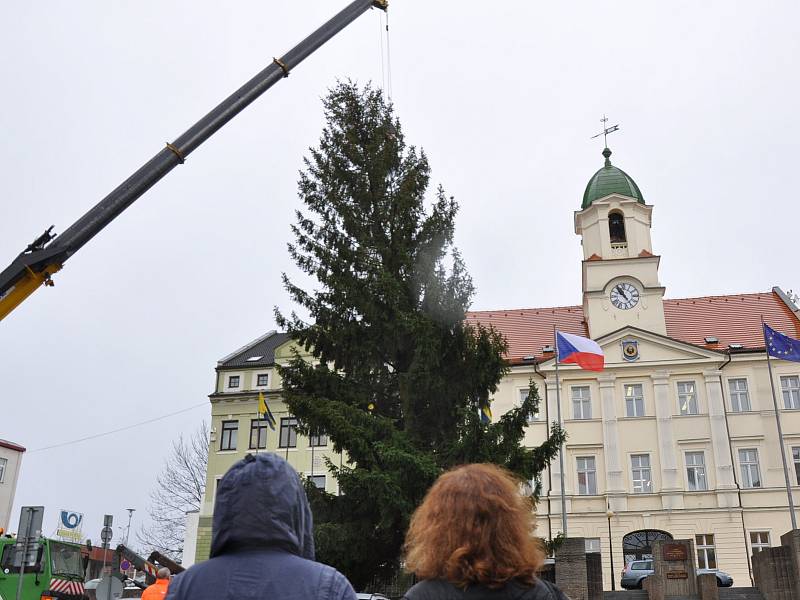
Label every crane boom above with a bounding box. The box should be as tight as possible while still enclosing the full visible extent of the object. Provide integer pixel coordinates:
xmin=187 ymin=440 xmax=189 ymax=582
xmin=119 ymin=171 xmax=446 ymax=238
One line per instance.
xmin=0 ymin=0 xmax=387 ymax=322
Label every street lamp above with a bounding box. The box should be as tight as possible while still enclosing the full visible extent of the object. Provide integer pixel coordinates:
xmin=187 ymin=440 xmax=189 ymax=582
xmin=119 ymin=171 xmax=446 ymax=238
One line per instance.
xmin=124 ymin=509 xmax=136 ymax=545
xmin=606 ymin=505 xmax=615 ymax=591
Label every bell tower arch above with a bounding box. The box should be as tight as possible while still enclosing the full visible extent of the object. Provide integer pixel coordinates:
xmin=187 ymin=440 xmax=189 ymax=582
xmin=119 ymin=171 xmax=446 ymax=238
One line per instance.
xmin=575 ymin=148 xmax=667 ymax=338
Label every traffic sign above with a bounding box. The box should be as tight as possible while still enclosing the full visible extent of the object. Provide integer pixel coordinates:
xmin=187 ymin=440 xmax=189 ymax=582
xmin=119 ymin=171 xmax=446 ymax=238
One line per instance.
xmin=100 ymin=526 xmax=113 ymax=544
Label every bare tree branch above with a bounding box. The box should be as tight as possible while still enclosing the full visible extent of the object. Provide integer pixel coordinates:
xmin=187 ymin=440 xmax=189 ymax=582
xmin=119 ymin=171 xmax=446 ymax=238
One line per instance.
xmin=137 ymin=421 xmax=208 ymax=560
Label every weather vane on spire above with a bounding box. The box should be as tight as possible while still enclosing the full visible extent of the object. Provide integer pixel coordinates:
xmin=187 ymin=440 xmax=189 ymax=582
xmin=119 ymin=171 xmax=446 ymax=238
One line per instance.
xmin=591 ymin=115 xmax=620 ymax=148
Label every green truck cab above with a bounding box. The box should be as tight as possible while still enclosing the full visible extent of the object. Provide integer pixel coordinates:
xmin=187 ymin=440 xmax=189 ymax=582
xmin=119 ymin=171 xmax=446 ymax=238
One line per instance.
xmin=0 ymin=536 xmax=86 ymax=600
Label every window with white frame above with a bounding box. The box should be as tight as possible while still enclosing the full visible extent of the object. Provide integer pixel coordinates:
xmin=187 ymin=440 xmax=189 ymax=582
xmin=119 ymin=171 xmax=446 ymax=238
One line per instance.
xmin=739 ymin=448 xmax=762 ymax=488
xmin=631 ymin=454 xmax=653 ymax=493
xmin=624 ymin=384 xmax=645 ymax=417
xmin=212 ymin=475 xmax=223 ymax=509
xmin=696 ymin=534 xmax=717 ymax=569
xmin=576 ymin=456 xmax=597 ymax=495
xmin=518 ymin=389 xmax=540 ymax=421
xmin=686 ymin=451 xmax=708 ymax=491
xmin=793 ymin=447 xmax=800 ymax=485
xmin=0 ymin=457 xmax=6 ymax=483
xmin=750 ymin=531 xmax=770 ymax=553
xmin=309 ymin=474 xmax=326 ymax=490
xmin=256 ymin=373 xmax=269 ymax=387
xmin=279 ymin=417 xmax=298 ymax=448
xmin=677 ymin=381 xmax=699 ymax=415
xmin=585 ymin=538 xmax=601 ymax=553
xmin=309 ymin=432 xmax=328 ymax=447
xmin=249 ymin=419 xmax=268 ymax=449
xmin=220 ymin=420 xmax=238 ymax=451
xmin=728 ymin=378 xmax=751 ymax=412
xmin=781 ymin=375 xmax=800 ymax=409
xmin=572 ymin=386 xmax=592 ymax=420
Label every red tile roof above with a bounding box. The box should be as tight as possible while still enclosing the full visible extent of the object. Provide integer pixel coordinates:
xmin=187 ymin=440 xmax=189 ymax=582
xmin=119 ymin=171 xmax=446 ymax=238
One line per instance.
xmin=663 ymin=292 xmax=800 ymax=349
xmin=466 ymin=305 xmax=587 ymax=364
xmin=466 ymin=290 xmax=800 ymax=365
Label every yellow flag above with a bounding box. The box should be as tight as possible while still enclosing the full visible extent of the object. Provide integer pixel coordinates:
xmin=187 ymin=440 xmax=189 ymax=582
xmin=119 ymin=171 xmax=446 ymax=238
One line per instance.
xmin=258 ymin=391 xmax=276 ymax=430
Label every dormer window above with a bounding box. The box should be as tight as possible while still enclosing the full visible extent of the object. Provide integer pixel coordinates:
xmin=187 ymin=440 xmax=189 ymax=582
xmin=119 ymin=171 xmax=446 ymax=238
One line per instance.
xmin=609 ymin=211 xmax=626 ymax=244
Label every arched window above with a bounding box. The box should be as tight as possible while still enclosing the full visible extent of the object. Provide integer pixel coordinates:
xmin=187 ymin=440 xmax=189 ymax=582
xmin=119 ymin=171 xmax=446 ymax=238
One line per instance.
xmin=622 ymin=529 xmax=673 ymax=563
xmin=609 ymin=212 xmax=626 ymax=244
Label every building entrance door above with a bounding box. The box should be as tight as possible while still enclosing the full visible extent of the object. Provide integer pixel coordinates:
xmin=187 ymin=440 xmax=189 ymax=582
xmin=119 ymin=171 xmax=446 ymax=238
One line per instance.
xmin=622 ymin=529 xmax=673 ymax=564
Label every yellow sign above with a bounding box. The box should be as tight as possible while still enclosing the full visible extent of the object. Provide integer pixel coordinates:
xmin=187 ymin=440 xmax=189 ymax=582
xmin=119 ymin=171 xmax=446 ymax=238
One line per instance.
xmin=56 ymin=528 xmax=82 ymax=541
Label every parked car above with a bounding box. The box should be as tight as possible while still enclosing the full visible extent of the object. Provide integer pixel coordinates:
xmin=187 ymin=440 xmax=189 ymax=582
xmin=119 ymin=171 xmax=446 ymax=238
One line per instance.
xmin=620 ymin=559 xmax=733 ymax=589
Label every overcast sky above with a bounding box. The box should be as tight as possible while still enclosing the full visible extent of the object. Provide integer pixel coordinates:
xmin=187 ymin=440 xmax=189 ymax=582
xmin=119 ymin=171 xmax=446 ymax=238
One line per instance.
xmin=2 ymin=0 xmax=798 ymax=545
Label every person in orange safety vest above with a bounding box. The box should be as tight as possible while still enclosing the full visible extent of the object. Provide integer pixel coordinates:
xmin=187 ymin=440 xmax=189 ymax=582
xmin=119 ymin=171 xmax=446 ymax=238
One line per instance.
xmin=141 ymin=567 xmax=171 ymax=600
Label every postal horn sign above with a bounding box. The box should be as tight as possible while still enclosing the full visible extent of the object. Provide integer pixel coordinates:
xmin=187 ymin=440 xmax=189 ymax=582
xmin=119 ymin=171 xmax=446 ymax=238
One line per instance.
xmin=56 ymin=510 xmax=84 ymax=542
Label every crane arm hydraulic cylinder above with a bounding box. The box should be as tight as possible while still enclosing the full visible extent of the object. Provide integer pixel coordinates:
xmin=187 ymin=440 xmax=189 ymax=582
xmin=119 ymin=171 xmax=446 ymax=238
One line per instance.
xmin=0 ymin=0 xmax=386 ymax=322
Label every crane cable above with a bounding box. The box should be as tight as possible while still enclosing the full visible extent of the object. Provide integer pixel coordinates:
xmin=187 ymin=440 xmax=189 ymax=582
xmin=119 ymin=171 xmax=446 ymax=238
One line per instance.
xmin=378 ymin=10 xmax=386 ymax=94
xmin=384 ymin=10 xmax=393 ymax=101
xmin=377 ymin=10 xmax=393 ymax=101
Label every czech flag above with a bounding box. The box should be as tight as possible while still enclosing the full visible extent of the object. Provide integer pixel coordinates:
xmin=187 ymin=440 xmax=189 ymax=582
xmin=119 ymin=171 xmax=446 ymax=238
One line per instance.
xmin=556 ymin=331 xmax=604 ymax=372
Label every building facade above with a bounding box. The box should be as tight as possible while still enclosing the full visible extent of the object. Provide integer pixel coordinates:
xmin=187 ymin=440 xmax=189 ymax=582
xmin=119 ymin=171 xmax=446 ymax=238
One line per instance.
xmin=194 ymin=148 xmax=800 ymax=589
xmin=0 ymin=439 xmax=26 ymax=532
xmin=467 ymin=147 xmax=800 ymax=588
xmin=194 ymin=331 xmax=345 ymax=561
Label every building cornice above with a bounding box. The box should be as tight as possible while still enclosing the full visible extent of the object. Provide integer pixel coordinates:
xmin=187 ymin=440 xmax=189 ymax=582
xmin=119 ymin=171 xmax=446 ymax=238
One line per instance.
xmin=215 ymin=363 xmax=277 ymax=373
xmin=209 ymin=389 xmax=282 ymax=401
xmin=0 ymin=439 xmax=26 ymax=453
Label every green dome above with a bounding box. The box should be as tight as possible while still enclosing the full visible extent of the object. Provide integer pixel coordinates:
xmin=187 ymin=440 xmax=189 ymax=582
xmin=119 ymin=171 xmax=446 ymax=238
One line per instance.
xmin=582 ymin=148 xmax=644 ymax=209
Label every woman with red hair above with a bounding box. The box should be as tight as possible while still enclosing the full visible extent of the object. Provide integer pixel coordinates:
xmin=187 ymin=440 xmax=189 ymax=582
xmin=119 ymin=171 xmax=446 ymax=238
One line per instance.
xmin=402 ymin=463 xmax=569 ymax=599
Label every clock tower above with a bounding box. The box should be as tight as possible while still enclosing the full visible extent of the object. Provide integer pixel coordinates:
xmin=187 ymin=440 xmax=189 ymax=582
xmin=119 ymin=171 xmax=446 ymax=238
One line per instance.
xmin=575 ymin=147 xmax=667 ymax=338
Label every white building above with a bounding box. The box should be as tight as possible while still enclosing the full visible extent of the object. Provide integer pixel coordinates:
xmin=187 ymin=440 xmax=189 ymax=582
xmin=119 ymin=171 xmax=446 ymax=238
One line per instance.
xmin=192 ymin=147 xmax=800 ymax=589
xmin=0 ymin=439 xmax=26 ymax=532
xmin=468 ymin=147 xmax=800 ymax=588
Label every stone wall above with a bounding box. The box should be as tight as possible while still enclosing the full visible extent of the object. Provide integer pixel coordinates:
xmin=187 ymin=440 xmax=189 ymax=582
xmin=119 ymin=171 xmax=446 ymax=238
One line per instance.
xmin=651 ymin=538 xmax=697 ymax=598
xmin=586 ymin=552 xmax=602 ymax=600
xmin=778 ymin=529 xmax=800 ymax=585
xmin=752 ymin=534 xmax=799 ymax=600
xmin=696 ymin=572 xmax=718 ymax=600
xmin=555 ymin=537 xmax=588 ymax=600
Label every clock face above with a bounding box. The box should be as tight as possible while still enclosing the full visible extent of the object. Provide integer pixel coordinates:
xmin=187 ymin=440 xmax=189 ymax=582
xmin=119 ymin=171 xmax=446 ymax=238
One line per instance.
xmin=610 ymin=282 xmax=640 ymax=310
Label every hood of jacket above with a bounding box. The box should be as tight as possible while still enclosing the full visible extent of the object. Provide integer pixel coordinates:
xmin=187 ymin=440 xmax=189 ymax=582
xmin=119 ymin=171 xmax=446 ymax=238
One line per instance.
xmin=209 ymin=453 xmax=315 ymax=560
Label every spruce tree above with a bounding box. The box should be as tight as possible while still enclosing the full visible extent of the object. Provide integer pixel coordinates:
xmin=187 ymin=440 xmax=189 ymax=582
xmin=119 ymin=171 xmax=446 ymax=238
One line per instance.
xmin=277 ymin=82 xmax=565 ymax=588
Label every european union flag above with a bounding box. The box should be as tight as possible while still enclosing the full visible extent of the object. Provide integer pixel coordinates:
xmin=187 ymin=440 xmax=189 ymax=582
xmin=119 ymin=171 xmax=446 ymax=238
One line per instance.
xmin=764 ymin=323 xmax=800 ymax=363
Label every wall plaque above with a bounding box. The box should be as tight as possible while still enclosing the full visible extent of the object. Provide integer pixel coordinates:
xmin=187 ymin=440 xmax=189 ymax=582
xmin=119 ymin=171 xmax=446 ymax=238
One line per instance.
xmin=666 ymin=570 xmax=689 ymax=579
xmin=664 ymin=543 xmax=688 ymax=561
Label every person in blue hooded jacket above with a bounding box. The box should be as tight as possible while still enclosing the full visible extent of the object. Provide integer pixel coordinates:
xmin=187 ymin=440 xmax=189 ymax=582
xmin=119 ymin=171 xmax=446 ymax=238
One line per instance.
xmin=165 ymin=453 xmax=357 ymax=600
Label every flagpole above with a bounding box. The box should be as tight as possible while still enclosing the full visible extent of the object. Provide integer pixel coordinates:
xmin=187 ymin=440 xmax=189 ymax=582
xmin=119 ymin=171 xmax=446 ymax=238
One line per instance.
xmin=554 ymin=327 xmax=568 ymax=537
xmin=255 ymin=391 xmax=263 ymax=456
xmin=763 ymin=319 xmax=798 ymax=530
xmin=311 ymin=432 xmax=316 ymax=484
